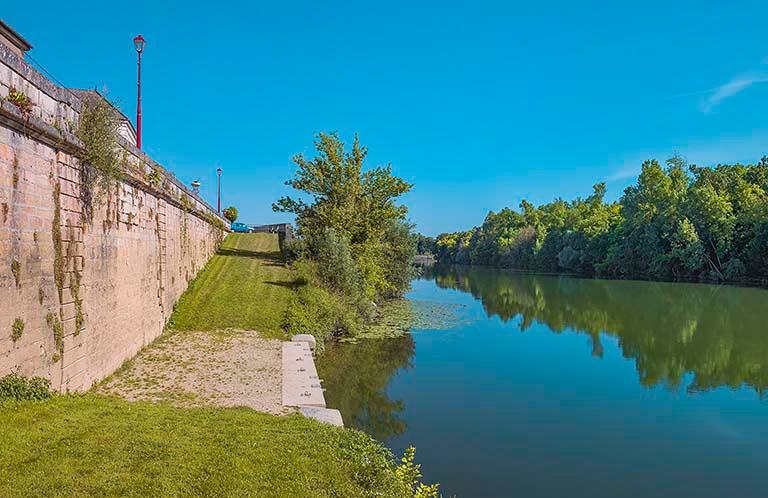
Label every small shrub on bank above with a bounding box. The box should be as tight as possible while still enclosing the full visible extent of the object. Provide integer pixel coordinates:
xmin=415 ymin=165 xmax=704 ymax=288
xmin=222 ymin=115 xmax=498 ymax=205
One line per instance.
xmin=283 ymin=281 xmax=363 ymax=350
xmin=0 ymin=373 xmax=52 ymax=401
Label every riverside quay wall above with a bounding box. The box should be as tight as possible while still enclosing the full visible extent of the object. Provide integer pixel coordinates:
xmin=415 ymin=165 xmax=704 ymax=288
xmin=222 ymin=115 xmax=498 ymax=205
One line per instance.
xmin=0 ymin=44 xmax=228 ymax=390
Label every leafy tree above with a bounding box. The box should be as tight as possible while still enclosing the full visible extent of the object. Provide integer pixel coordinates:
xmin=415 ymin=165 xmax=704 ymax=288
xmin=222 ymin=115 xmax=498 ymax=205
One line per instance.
xmin=222 ymin=206 xmax=238 ymax=222
xmin=274 ymin=132 xmax=415 ymax=299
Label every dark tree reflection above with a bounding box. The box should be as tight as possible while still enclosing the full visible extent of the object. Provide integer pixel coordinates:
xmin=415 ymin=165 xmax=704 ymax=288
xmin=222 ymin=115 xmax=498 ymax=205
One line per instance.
xmin=316 ymin=334 xmax=416 ymax=441
xmin=425 ymin=265 xmax=768 ymax=395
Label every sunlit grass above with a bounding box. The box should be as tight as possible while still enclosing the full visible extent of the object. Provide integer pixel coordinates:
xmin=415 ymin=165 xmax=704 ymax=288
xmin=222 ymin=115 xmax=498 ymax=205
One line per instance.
xmin=168 ymin=233 xmax=297 ymax=337
xmin=0 ymin=396 xmax=405 ymax=498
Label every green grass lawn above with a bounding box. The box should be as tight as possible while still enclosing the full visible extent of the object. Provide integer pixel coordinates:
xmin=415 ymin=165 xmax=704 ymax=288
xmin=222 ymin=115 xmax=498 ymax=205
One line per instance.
xmin=0 ymin=396 xmax=411 ymax=498
xmin=168 ymin=233 xmax=297 ymax=337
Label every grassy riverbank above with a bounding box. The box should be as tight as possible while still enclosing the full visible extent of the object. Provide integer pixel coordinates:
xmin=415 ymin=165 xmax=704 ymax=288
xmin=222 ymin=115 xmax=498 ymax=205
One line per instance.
xmin=0 ymin=396 xmax=412 ymax=498
xmin=0 ymin=232 xmax=436 ymax=497
xmin=168 ymin=233 xmax=297 ymax=336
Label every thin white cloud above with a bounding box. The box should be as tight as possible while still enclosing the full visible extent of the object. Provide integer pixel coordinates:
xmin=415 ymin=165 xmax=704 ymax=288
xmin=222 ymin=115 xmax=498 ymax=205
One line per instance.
xmin=701 ymin=71 xmax=768 ymax=113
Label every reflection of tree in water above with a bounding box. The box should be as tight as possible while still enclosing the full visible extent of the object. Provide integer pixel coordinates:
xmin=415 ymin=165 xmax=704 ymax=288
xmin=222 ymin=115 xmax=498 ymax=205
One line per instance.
xmin=425 ymin=265 xmax=768 ymax=396
xmin=316 ymin=334 xmax=415 ymax=441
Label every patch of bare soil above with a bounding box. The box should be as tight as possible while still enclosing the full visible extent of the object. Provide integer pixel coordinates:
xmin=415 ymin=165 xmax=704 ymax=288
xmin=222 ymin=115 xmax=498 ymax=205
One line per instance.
xmin=97 ymin=329 xmax=292 ymax=415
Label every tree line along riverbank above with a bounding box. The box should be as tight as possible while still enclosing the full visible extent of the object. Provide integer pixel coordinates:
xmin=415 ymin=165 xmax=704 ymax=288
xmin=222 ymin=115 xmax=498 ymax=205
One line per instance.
xmin=420 ymin=155 xmax=768 ymax=285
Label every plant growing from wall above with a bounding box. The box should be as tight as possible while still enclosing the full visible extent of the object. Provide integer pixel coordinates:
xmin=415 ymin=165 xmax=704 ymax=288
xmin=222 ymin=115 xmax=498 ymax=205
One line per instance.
xmin=72 ymin=272 xmax=84 ymax=334
xmin=148 ymin=168 xmax=162 ymax=187
xmin=11 ymin=318 xmax=24 ymax=342
xmin=75 ymin=94 xmax=122 ymax=220
xmin=52 ymin=183 xmax=65 ymax=301
xmin=11 ymin=259 xmax=20 ymax=287
xmin=180 ymin=214 xmax=189 ymax=254
xmin=65 ymin=223 xmax=85 ymax=335
xmin=12 ymin=155 xmax=19 ymax=188
xmin=5 ymin=86 xmax=33 ymax=117
xmin=46 ymin=312 xmax=64 ymax=361
xmin=222 ymin=206 xmax=238 ymax=222
xmin=180 ymin=193 xmax=192 ymax=212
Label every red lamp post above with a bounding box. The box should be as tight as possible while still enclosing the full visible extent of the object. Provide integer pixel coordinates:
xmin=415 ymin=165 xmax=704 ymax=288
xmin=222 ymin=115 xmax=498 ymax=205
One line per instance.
xmin=216 ymin=167 xmax=222 ymax=214
xmin=133 ymin=34 xmax=146 ymax=149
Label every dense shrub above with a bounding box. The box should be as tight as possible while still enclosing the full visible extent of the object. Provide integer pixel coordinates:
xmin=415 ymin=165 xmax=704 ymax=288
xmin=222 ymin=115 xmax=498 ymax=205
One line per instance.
xmin=311 ymin=228 xmax=366 ymax=300
xmin=0 ymin=373 xmax=52 ymax=401
xmin=283 ymin=260 xmax=366 ymax=349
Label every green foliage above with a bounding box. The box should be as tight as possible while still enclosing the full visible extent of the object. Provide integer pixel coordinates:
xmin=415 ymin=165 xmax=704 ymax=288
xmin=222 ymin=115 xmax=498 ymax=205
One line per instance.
xmin=46 ymin=312 xmax=64 ymax=358
xmin=147 ymin=168 xmax=162 ymax=187
xmin=283 ymin=258 xmax=367 ymax=348
xmin=52 ymin=183 xmax=65 ymax=301
xmin=274 ymin=132 xmax=415 ymax=300
xmin=222 ymin=206 xmax=238 ymax=222
xmin=0 ymin=373 xmax=51 ymax=401
xmin=180 ymin=193 xmax=192 ymax=212
xmin=312 ymin=228 xmax=366 ymax=298
xmin=395 ymin=447 xmax=440 ymax=498
xmin=5 ymin=86 xmax=33 ymax=116
xmin=415 ymin=234 xmax=437 ymax=255
xmin=76 ymin=93 xmax=123 ymax=219
xmin=437 ymin=155 xmax=768 ymax=283
xmin=11 ymin=319 xmax=24 ymax=342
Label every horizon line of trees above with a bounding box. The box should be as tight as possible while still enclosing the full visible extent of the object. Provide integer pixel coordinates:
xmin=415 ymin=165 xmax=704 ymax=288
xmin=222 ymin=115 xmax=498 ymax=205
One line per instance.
xmin=418 ymin=155 xmax=768 ymax=283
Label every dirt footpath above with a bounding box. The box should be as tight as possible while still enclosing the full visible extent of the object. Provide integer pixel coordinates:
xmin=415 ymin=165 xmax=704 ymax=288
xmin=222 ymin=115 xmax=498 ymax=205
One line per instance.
xmin=97 ymin=329 xmax=292 ymax=415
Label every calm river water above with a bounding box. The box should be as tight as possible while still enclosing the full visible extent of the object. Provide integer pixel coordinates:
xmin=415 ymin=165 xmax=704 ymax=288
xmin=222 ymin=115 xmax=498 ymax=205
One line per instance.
xmin=316 ymin=265 xmax=768 ymax=498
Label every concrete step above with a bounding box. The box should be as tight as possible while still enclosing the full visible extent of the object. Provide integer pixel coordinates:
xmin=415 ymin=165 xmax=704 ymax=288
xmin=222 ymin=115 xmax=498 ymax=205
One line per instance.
xmin=299 ymin=406 xmax=344 ymax=427
xmin=282 ymin=341 xmax=326 ymax=408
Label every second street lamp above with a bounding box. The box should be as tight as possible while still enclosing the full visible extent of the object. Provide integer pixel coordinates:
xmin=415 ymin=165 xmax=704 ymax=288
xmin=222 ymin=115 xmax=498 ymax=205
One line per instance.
xmin=217 ymin=167 xmax=222 ymax=214
xmin=133 ymin=34 xmax=145 ymax=149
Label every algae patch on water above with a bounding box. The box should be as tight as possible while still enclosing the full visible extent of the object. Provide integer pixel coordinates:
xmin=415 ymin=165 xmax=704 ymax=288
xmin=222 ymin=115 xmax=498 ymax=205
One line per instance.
xmin=343 ymin=299 xmax=469 ymax=342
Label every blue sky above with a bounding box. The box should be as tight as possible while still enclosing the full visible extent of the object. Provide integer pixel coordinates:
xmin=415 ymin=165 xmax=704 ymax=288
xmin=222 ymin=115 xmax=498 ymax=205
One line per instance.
xmin=4 ymin=0 xmax=768 ymax=235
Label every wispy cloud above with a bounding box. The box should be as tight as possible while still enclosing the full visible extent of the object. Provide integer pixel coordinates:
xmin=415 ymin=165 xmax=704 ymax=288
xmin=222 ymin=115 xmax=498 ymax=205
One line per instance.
xmin=701 ymin=58 xmax=768 ymax=112
xmin=701 ymin=74 xmax=768 ymax=112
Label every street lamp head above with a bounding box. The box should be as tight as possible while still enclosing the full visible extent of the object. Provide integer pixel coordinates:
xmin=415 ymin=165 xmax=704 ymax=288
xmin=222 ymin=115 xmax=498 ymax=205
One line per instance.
xmin=217 ymin=167 xmax=222 ymax=177
xmin=133 ymin=34 xmax=146 ymax=54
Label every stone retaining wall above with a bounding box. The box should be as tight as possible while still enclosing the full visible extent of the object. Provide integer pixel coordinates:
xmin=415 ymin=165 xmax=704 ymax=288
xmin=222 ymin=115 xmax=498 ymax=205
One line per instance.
xmin=0 ymin=44 xmax=228 ymax=391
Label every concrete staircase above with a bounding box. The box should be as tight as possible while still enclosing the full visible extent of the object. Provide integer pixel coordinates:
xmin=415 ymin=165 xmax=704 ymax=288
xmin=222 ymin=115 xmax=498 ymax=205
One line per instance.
xmin=282 ymin=337 xmax=343 ymax=427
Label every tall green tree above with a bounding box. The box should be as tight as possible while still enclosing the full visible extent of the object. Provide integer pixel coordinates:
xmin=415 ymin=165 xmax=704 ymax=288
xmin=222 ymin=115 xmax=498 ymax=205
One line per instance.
xmin=274 ymin=132 xmax=415 ymax=298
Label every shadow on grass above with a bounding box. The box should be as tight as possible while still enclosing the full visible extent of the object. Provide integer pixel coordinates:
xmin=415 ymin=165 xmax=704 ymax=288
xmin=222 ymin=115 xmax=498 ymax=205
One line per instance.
xmin=264 ymin=280 xmax=300 ymax=290
xmin=218 ymin=248 xmax=283 ymax=261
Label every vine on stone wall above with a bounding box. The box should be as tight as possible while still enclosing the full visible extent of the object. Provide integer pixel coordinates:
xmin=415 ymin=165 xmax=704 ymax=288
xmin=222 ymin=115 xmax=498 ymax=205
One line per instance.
xmin=12 ymin=156 xmax=19 ymax=188
xmin=75 ymin=95 xmax=123 ymax=221
xmin=180 ymin=214 xmax=189 ymax=255
xmin=46 ymin=312 xmax=64 ymax=362
xmin=11 ymin=260 xmax=20 ymax=287
xmin=52 ymin=183 xmax=65 ymax=302
xmin=65 ymin=222 xmax=84 ymax=335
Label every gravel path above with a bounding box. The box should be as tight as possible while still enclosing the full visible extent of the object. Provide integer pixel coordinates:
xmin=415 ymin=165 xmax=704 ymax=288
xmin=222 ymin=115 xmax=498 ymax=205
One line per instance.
xmin=97 ymin=329 xmax=292 ymax=415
